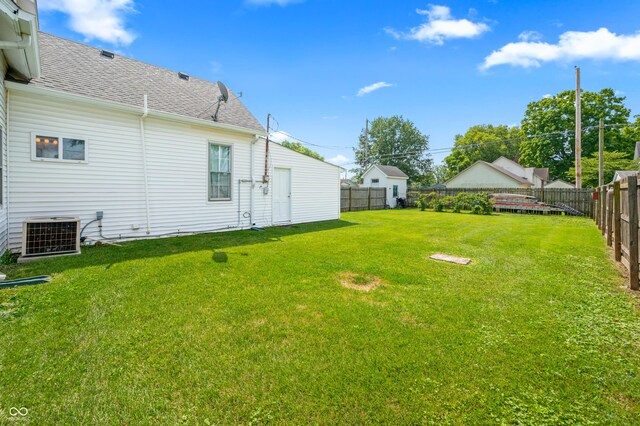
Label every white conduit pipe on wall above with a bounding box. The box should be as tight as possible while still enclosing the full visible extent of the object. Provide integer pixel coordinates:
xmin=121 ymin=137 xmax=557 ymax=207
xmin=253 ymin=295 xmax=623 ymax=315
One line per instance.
xmin=139 ymin=94 xmax=151 ymax=234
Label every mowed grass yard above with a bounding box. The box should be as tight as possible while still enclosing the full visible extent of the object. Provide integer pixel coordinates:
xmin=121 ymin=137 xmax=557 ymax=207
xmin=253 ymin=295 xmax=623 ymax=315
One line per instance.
xmin=1 ymin=210 xmax=639 ymax=424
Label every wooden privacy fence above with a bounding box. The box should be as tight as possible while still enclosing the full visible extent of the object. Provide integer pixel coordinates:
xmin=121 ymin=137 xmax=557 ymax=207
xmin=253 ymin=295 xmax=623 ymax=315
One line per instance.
xmin=341 ymin=187 xmax=386 ymax=212
xmin=595 ymin=176 xmax=639 ymax=291
xmin=410 ymin=187 xmax=595 ymax=217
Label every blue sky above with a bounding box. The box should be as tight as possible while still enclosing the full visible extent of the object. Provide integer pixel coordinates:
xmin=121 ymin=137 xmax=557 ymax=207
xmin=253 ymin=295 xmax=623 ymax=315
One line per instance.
xmin=38 ymin=0 xmax=640 ymax=170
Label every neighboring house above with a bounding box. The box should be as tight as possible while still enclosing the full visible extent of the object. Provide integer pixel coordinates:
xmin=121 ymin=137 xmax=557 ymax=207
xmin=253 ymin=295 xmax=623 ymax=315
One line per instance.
xmin=612 ymin=171 xmax=639 ymax=183
xmin=546 ymin=179 xmax=575 ymax=189
xmin=445 ymin=157 xmax=548 ymax=189
xmin=0 ymin=8 xmax=341 ymax=254
xmin=361 ymin=165 xmax=408 ymax=208
xmin=340 ymin=179 xmax=359 ymax=188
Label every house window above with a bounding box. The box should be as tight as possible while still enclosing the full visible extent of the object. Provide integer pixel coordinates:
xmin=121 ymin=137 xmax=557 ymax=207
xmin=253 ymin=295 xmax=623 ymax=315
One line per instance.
xmin=33 ymin=133 xmax=87 ymax=162
xmin=209 ymin=143 xmax=232 ymax=200
xmin=371 ymin=178 xmax=379 ymax=187
xmin=393 ymin=185 xmax=399 ymax=197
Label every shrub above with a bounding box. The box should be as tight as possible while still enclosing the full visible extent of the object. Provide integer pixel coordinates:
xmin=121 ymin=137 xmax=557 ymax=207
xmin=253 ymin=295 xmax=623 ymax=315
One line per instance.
xmin=406 ymin=191 xmax=421 ymax=208
xmin=415 ymin=192 xmax=441 ymax=211
xmin=433 ymin=200 xmax=445 ymax=212
xmin=470 ymin=192 xmax=493 ymax=215
xmin=0 ymin=249 xmax=16 ymax=265
xmin=452 ymin=202 xmax=463 ymax=213
xmin=441 ymin=196 xmax=455 ymax=210
xmin=455 ymin=192 xmax=475 ymax=210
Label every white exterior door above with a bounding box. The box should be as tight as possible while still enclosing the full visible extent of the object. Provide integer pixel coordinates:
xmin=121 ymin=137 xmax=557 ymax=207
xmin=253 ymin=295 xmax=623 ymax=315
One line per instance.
xmin=273 ymin=168 xmax=291 ymax=223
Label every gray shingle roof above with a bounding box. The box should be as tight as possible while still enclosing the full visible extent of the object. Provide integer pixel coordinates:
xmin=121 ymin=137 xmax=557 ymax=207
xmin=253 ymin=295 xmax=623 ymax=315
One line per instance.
xmin=20 ymin=32 xmax=264 ymax=133
xmin=376 ymin=165 xmax=409 ymax=178
xmin=481 ymin=162 xmax=532 ymax=185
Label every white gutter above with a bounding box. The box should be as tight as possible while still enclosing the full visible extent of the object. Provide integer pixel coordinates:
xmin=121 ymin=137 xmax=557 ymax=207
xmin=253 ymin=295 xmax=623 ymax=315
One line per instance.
xmin=0 ymin=35 xmax=31 ymax=49
xmin=139 ymin=94 xmax=151 ymax=234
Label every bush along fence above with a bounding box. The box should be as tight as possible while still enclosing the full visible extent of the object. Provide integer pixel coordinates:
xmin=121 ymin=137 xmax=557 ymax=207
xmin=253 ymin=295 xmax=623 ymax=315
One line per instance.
xmin=408 ymin=187 xmax=595 ymax=217
xmin=341 ymin=188 xmax=387 ymax=212
xmin=415 ymin=192 xmax=493 ymax=215
xmin=595 ymin=176 xmax=639 ymax=291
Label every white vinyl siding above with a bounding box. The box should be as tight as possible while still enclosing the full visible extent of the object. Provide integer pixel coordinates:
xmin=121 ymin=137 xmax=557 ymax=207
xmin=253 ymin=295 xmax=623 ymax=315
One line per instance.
xmin=6 ymin=89 xmax=341 ymax=252
xmin=361 ymin=167 xmax=408 ymax=208
xmin=270 ymin=143 xmax=341 ymax=224
xmin=446 ymin=162 xmax=528 ymax=188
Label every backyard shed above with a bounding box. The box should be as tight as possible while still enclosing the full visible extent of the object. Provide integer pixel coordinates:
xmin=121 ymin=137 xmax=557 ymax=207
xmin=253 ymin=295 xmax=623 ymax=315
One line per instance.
xmin=0 ymin=30 xmax=341 ymax=253
xmin=361 ymin=165 xmax=409 ymax=208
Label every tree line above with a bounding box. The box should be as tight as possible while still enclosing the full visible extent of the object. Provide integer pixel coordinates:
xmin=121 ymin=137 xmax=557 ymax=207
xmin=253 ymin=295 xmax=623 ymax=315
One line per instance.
xmin=347 ymin=87 xmax=640 ymax=188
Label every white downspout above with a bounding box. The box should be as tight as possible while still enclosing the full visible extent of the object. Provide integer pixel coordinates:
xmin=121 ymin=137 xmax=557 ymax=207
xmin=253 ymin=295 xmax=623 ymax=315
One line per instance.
xmin=140 ymin=94 xmax=151 ymax=234
xmin=5 ymin=90 xmax=11 ymax=252
xmin=250 ymin=135 xmax=259 ymax=226
xmin=0 ymin=35 xmax=32 ymax=50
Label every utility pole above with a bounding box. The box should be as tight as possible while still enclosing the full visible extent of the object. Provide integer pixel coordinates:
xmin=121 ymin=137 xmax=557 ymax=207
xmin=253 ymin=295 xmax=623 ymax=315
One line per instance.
xmin=599 ymin=117 xmax=604 ymax=187
xmin=575 ymin=66 xmax=582 ymax=188
xmin=365 ymin=118 xmax=370 ymax=168
xmin=264 ymin=113 xmax=270 ymax=182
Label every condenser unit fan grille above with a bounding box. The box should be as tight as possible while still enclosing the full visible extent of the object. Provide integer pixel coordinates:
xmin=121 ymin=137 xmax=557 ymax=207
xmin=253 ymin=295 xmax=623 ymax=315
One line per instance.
xmin=22 ymin=218 xmax=81 ymax=257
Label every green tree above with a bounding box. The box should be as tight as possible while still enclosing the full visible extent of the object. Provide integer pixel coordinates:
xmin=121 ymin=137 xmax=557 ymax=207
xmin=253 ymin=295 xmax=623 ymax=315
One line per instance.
xmin=280 ymin=141 xmax=324 ymax=161
xmin=444 ymin=124 xmax=521 ymax=178
xmin=567 ymin=151 xmax=639 ymax=188
xmin=519 ymin=88 xmax=634 ymax=179
xmin=431 ymin=164 xmax=449 ymax=184
xmin=353 ymin=116 xmax=431 ymax=182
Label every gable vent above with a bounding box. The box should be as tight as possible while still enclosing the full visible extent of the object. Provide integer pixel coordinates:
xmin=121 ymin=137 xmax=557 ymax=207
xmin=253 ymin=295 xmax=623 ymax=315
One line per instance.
xmin=100 ymin=49 xmax=115 ymax=59
xmin=178 ymin=72 xmax=190 ymax=81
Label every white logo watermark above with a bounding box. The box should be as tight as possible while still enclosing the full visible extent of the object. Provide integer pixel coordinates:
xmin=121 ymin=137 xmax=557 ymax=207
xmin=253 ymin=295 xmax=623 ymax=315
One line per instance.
xmin=9 ymin=407 xmax=28 ymax=417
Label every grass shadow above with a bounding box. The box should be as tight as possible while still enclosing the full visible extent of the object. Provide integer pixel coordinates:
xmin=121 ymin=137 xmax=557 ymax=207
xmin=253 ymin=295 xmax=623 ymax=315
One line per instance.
xmin=4 ymin=219 xmax=358 ymax=278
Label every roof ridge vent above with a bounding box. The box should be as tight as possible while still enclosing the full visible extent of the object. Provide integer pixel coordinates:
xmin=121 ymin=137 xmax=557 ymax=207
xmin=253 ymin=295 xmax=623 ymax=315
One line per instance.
xmin=178 ymin=72 xmax=190 ymax=81
xmin=100 ymin=49 xmax=115 ymax=59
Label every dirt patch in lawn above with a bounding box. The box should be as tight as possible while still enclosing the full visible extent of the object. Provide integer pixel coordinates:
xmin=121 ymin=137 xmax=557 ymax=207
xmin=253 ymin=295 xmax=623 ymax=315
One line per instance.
xmin=338 ymin=272 xmax=384 ymax=292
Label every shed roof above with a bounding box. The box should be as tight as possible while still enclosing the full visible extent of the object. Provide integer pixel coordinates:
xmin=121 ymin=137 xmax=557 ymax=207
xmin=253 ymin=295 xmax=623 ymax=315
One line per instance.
xmin=16 ymin=32 xmax=264 ymax=133
xmin=371 ymin=165 xmax=409 ymax=178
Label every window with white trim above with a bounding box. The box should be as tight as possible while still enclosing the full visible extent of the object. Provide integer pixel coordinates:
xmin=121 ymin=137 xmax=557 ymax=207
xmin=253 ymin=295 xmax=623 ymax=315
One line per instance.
xmin=393 ymin=185 xmax=399 ymax=197
xmin=33 ymin=134 xmax=86 ymax=162
xmin=209 ymin=143 xmax=232 ymax=200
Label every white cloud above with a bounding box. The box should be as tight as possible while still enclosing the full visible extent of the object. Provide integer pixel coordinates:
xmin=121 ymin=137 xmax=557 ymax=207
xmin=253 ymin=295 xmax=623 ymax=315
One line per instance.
xmin=518 ymin=31 xmax=542 ymax=42
xmin=386 ymin=5 xmax=490 ymax=45
xmin=269 ymin=131 xmax=291 ymax=142
xmin=39 ymin=0 xmax=136 ymax=45
xmin=542 ymin=94 xmax=552 ymax=99
xmin=357 ymin=81 xmax=395 ymax=97
xmin=245 ymin=0 xmax=303 ymax=6
xmin=482 ymin=27 xmax=640 ymax=70
xmin=328 ymin=154 xmax=350 ymax=166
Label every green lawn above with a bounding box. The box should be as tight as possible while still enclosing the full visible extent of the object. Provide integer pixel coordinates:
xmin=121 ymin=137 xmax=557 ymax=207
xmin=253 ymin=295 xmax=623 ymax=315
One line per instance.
xmin=1 ymin=210 xmax=639 ymax=424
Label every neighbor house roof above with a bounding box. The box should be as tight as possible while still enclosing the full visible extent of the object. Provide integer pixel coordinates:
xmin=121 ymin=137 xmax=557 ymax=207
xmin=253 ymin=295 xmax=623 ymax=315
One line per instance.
xmin=367 ymin=165 xmax=409 ymax=179
xmin=482 ymin=161 xmax=531 ymax=185
xmin=16 ymin=32 xmax=264 ymax=133
xmin=533 ymin=168 xmax=549 ymax=181
xmin=612 ymin=170 xmax=639 ymax=182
